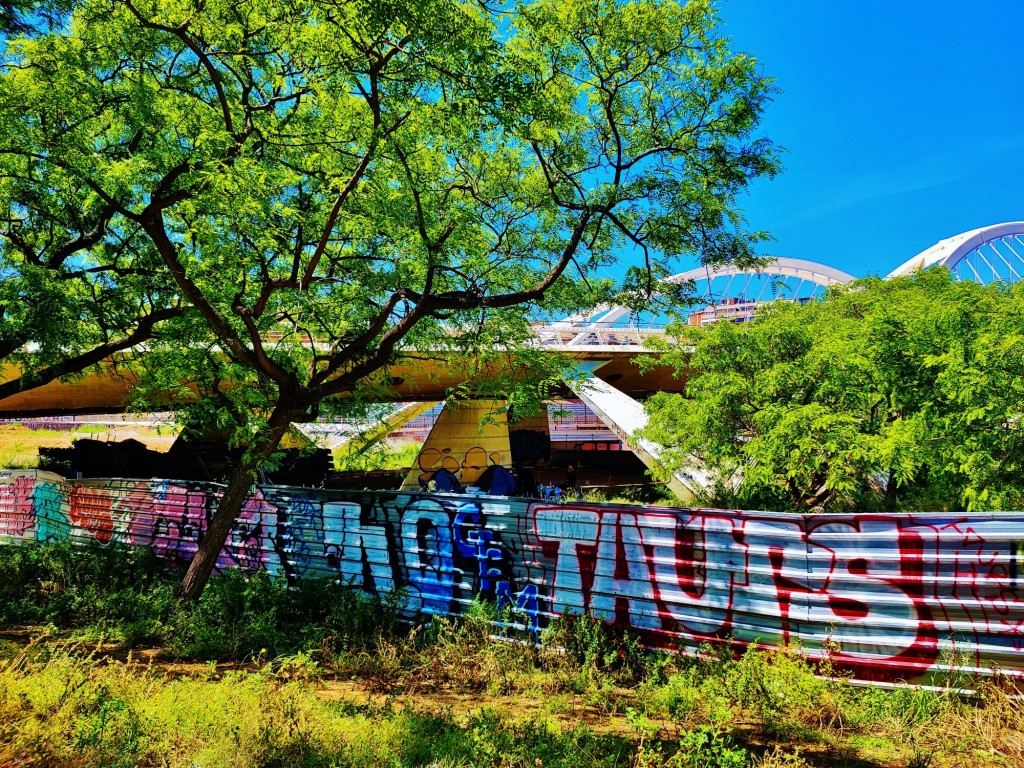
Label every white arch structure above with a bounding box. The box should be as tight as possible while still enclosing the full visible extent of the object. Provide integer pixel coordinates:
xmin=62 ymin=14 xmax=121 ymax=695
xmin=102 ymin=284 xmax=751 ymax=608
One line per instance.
xmin=547 ymin=223 xmax=1024 ymax=348
xmin=542 ymin=222 xmax=1024 ymax=499
xmin=542 ymin=257 xmax=855 ymax=347
xmin=886 ymin=221 xmax=1024 ymax=284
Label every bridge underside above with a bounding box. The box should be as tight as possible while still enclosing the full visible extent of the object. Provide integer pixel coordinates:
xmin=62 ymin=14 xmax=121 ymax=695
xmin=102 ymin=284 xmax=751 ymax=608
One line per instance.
xmin=0 ymin=349 xmax=683 ymax=418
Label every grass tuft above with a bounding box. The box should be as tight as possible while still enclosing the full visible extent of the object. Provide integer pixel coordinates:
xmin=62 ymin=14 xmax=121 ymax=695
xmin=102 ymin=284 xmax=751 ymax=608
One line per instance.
xmin=2 ymin=543 xmax=1023 ymax=768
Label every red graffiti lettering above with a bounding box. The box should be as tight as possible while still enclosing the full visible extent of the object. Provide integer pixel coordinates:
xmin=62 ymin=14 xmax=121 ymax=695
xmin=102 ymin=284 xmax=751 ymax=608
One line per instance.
xmin=69 ymin=485 xmax=115 ymax=545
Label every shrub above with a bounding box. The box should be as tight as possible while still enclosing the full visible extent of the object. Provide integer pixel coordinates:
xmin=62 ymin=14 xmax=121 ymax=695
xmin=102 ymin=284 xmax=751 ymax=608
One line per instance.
xmin=0 ymin=542 xmax=402 ymax=662
xmin=541 ymin=612 xmax=653 ymax=687
xmin=169 ymin=569 xmax=403 ymax=661
xmin=0 ymin=541 xmax=176 ymax=632
xmin=668 ymin=724 xmax=748 ymax=768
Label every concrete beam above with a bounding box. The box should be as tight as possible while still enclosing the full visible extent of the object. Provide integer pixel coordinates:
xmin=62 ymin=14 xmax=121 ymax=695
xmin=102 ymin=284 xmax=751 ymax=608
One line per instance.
xmin=310 ymin=401 xmax=439 ymax=455
xmin=567 ymin=375 xmax=710 ymax=502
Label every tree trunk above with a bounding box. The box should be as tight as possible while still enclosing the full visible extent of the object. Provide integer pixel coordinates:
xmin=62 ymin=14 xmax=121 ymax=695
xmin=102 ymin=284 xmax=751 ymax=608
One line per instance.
xmin=178 ymin=405 xmax=295 ymax=601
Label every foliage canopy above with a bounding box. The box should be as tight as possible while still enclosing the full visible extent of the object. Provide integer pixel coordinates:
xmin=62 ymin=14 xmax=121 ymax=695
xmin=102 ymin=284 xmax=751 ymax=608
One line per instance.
xmin=0 ymin=0 xmax=778 ymax=595
xmin=641 ymin=268 xmax=1024 ymax=512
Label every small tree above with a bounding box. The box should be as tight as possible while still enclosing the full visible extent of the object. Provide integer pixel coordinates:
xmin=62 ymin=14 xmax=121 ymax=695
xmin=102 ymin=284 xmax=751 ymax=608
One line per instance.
xmin=641 ymin=269 xmax=1024 ymax=512
xmin=0 ymin=0 xmax=779 ymax=598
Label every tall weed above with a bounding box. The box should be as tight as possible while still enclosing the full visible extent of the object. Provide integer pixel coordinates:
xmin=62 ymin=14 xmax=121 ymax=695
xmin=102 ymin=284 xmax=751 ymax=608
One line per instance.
xmin=542 ymin=612 xmax=654 ymax=688
xmin=0 ymin=542 xmax=402 ymax=662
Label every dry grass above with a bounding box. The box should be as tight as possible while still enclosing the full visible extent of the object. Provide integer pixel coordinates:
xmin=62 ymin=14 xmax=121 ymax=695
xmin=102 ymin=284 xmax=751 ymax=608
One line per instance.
xmin=3 ymin=544 xmax=1023 ymax=768
xmin=0 ymin=422 xmax=179 ymax=468
xmin=3 ymin=623 xmax=1024 ymax=768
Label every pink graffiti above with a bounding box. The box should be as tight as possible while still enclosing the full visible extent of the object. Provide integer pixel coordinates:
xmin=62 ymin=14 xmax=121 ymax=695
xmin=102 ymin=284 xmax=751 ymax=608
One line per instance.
xmin=119 ymin=482 xmax=278 ymax=572
xmin=122 ymin=481 xmax=208 ymax=568
xmin=230 ymin=489 xmax=277 ymax=571
xmin=0 ymin=475 xmax=35 ymax=537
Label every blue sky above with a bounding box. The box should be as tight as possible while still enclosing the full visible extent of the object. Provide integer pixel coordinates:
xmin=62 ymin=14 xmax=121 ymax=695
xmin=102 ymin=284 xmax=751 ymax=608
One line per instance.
xmin=717 ymin=0 xmax=1024 ymax=278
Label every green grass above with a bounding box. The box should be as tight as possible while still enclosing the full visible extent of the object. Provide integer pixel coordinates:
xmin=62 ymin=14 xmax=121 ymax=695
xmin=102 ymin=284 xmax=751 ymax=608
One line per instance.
xmin=0 ymin=422 xmax=176 ymax=469
xmin=0 ymin=426 xmax=69 ymax=468
xmin=334 ymin=440 xmax=422 ymax=472
xmin=0 ymin=653 xmax=639 ymax=768
xmin=578 ymin=486 xmax=684 ymax=506
xmin=2 ymin=543 xmax=1023 ymax=768
xmin=69 ymin=423 xmax=109 ymax=435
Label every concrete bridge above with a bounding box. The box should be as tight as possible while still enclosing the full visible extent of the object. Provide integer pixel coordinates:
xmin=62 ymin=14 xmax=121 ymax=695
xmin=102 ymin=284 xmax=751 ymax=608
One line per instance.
xmin=0 ymin=332 xmax=677 ymax=417
xmin=5 ymin=223 xmax=1022 ymax=499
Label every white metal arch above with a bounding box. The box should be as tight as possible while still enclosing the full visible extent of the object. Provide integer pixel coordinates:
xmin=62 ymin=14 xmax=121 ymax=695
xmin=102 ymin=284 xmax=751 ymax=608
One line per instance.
xmin=885 ymin=222 xmax=1024 ymax=284
xmin=568 ymin=257 xmax=855 ymax=329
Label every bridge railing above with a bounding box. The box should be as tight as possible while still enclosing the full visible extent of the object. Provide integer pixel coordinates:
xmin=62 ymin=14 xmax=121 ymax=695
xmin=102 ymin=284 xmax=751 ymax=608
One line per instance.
xmin=531 ymin=321 xmax=672 ymax=348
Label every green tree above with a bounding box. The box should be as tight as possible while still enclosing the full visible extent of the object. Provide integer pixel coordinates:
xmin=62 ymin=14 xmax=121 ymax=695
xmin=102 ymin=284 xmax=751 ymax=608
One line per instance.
xmin=0 ymin=0 xmax=184 ymax=407
xmin=641 ymin=268 xmax=1024 ymax=512
xmin=1 ymin=0 xmax=66 ymax=35
xmin=0 ymin=163 xmax=184 ymax=408
xmin=0 ymin=0 xmax=779 ymax=598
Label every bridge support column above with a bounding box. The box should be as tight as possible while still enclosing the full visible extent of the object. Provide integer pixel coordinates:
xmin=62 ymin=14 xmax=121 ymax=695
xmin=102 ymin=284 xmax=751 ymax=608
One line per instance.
xmin=508 ymin=407 xmax=551 ymax=467
xmin=402 ymin=400 xmax=512 ymax=491
xmin=328 ymin=401 xmax=439 ymax=463
xmin=566 ymin=375 xmax=709 ymax=502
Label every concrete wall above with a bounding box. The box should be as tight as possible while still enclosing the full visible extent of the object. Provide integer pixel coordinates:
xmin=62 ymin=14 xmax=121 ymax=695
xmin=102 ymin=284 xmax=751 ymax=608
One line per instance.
xmin=2 ymin=469 xmax=1022 ymax=686
xmin=402 ymin=400 xmax=511 ymax=489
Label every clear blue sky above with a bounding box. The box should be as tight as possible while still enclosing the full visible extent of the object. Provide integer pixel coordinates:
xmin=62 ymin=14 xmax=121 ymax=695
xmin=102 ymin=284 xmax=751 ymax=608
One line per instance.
xmin=717 ymin=0 xmax=1024 ymax=278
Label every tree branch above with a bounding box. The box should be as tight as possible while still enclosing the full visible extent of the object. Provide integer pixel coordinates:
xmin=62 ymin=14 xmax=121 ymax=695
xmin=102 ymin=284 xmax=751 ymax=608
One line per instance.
xmin=0 ymin=306 xmax=184 ymax=403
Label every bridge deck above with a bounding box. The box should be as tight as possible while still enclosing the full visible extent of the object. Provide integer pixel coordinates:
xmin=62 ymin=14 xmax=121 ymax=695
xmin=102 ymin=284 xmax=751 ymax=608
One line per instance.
xmin=0 ymin=344 xmax=686 ymax=417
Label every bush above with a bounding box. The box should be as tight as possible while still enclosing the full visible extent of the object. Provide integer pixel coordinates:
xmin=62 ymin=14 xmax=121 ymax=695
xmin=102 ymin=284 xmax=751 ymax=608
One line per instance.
xmin=0 ymin=541 xmax=175 ymax=632
xmin=669 ymin=724 xmax=748 ymax=768
xmin=169 ymin=569 xmax=400 ymax=661
xmin=541 ymin=612 xmax=654 ymax=687
xmin=0 ymin=542 xmax=402 ymax=662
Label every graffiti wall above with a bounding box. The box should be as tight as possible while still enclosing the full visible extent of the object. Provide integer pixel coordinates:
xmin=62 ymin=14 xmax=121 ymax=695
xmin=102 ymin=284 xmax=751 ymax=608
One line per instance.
xmin=2 ymin=469 xmax=1023 ymax=686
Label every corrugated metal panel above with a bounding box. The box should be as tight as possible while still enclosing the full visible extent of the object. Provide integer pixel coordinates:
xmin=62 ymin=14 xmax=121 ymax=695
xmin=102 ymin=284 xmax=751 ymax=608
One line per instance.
xmin=1 ymin=469 xmax=1021 ymax=686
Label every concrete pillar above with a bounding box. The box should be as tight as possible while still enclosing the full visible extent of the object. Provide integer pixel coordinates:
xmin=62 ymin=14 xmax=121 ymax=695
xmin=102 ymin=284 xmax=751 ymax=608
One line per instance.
xmin=566 ymin=375 xmax=710 ymax=503
xmin=402 ymin=400 xmax=512 ymax=490
xmin=330 ymin=401 xmax=439 ymax=461
xmin=508 ymin=407 xmax=551 ymax=467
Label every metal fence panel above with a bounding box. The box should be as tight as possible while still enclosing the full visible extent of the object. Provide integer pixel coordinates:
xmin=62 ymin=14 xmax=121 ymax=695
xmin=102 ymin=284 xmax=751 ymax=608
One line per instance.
xmin=1 ymin=470 xmax=1022 ymax=685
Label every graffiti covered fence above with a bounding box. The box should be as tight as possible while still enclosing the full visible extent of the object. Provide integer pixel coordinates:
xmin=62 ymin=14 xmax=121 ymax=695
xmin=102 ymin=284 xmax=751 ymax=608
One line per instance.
xmin=2 ymin=470 xmax=1022 ymax=685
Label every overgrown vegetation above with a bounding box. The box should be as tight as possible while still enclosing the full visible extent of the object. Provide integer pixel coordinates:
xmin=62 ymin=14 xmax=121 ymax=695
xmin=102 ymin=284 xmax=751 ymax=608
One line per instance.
xmin=579 ymin=485 xmax=683 ymax=506
xmin=2 ymin=543 xmax=1023 ymax=767
xmin=641 ymin=270 xmax=1024 ymax=513
xmin=0 ymin=422 xmax=174 ymax=469
xmin=335 ymin=441 xmax=422 ymax=473
xmin=0 ymin=424 xmax=65 ymax=468
xmin=0 ymin=542 xmax=399 ymax=660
